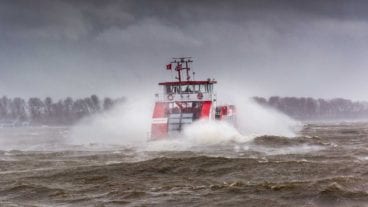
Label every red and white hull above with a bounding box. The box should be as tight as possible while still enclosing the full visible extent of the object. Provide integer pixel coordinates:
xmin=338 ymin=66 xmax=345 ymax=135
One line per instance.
xmin=150 ymin=58 xmax=236 ymax=139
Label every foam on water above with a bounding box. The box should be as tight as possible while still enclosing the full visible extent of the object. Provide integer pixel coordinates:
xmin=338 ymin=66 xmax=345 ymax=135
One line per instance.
xmin=247 ymin=144 xmax=325 ymax=155
xmin=183 ymin=119 xmax=250 ymax=145
xmin=144 ymin=120 xmax=252 ymax=151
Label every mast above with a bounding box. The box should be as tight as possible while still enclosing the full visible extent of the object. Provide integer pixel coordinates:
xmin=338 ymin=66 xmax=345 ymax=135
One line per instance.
xmin=170 ymin=57 xmax=193 ymax=82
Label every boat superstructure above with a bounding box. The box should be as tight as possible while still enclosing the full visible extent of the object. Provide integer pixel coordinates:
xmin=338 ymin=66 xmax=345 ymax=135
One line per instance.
xmin=151 ymin=57 xmax=236 ymax=139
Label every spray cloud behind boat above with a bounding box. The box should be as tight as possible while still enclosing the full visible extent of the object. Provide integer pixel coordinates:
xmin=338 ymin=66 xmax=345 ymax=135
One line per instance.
xmin=69 ymin=58 xmax=297 ymax=148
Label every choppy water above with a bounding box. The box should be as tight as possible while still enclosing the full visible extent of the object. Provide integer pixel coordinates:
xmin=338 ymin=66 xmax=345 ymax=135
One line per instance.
xmin=1 ymin=123 xmax=368 ymax=206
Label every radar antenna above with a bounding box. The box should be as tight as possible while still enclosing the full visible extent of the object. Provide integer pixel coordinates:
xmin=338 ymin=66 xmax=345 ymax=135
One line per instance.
xmin=166 ymin=57 xmax=193 ymax=82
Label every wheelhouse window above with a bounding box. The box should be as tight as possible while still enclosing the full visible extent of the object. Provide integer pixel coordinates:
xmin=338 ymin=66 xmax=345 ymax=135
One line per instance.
xmin=165 ymin=85 xmax=180 ymax=94
xmin=165 ymin=83 xmax=214 ymax=94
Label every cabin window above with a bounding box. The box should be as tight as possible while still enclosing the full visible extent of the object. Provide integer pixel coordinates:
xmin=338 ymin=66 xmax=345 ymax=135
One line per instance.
xmin=193 ymin=84 xmax=213 ymax=93
xmin=180 ymin=85 xmax=195 ymax=93
xmin=198 ymin=84 xmax=210 ymax=93
xmin=166 ymin=85 xmax=180 ymax=94
xmin=173 ymin=86 xmax=180 ymax=93
xmin=202 ymin=85 xmax=207 ymax=93
xmin=193 ymin=84 xmax=199 ymax=92
xmin=165 ymin=86 xmax=171 ymax=94
xmin=165 ymin=83 xmax=214 ymax=94
xmin=208 ymin=84 xmax=213 ymax=92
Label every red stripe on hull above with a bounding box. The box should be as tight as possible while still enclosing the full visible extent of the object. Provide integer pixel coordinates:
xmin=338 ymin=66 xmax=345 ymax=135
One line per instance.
xmin=151 ymin=102 xmax=168 ymax=139
xmin=200 ymin=101 xmax=212 ymax=119
xmin=152 ymin=102 xmax=167 ymax=118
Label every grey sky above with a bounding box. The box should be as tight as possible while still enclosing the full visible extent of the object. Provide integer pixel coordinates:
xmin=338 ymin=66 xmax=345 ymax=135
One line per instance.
xmin=1 ymin=0 xmax=368 ymax=100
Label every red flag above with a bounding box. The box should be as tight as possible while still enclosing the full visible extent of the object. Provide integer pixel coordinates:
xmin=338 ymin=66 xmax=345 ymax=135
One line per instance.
xmin=166 ymin=63 xmax=172 ymax=70
xmin=176 ymin=64 xmax=182 ymax=70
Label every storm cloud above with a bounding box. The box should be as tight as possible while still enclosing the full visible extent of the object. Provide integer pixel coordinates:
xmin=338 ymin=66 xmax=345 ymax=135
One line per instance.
xmin=1 ymin=0 xmax=368 ymax=100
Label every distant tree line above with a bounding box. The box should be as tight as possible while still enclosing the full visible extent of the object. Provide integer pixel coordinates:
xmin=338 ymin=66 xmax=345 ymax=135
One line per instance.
xmin=3 ymin=94 xmax=366 ymax=126
xmin=254 ymin=96 xmax=368 ymax=120
xmin=0 ymin=95 xmax=125 ymax=126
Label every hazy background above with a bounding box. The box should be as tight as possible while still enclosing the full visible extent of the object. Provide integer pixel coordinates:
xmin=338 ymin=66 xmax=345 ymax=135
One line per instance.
xmin=1 ymin=0 xmax=368 ymax=100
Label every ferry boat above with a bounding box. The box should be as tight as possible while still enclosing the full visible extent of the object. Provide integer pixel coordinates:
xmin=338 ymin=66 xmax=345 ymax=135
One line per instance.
xmin=151 ymin=57 xmax=236 ymax=139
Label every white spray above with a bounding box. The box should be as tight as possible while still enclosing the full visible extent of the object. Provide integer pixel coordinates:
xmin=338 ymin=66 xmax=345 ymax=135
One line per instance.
xmin=69 ymin=96 xmax=153 ymax=147
xmin=69 ymin=90 xmax=299 ymax=150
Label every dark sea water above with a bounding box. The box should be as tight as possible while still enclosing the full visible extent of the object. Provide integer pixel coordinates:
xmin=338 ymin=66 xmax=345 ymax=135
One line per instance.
xmin=0 ymin=123 xmax=368 ymax=206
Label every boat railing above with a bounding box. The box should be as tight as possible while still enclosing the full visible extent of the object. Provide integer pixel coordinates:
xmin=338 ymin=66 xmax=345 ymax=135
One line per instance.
xmin=155 ymin=92 xmax=215 ymax=102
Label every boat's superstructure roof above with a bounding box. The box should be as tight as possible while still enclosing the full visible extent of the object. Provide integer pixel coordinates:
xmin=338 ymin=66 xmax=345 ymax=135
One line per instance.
xmin=159 ymin=80 xmax=217 ymax=86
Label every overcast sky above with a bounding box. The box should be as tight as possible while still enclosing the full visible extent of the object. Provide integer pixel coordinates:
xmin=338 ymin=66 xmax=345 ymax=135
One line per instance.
xmin=1 ymin=0 xmax=368 ymax=100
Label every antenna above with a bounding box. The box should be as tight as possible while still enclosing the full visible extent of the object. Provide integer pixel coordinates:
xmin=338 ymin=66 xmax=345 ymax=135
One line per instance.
xmin=169 ymin=57 xmax=193 ymax=82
